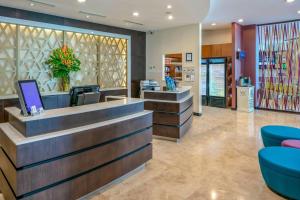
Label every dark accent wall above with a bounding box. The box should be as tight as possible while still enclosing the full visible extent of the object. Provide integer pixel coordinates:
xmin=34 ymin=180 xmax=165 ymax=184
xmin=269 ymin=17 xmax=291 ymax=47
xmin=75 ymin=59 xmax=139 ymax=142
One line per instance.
xmin=231 ymin=22 xmax=243 ymax=110
xmin=0 ymin=6 xmax=146 ymax=97
xmin=242 ymin=25 xmax=258 ymax=105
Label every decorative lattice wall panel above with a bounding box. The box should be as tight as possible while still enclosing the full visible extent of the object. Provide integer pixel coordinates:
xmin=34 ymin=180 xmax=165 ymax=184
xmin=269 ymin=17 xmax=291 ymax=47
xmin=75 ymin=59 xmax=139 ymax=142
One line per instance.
xmin=18 ymin=26 xmax=63 ymax=92
xmin=99 ymin=36 xmax=127 ymax=88
xmin=257 ymin=21 xmax=300 ymax=112
xmin=65 ymin=32 xmax=99 ymax=86
xmin=0 ymin=21 xmax=129 ymax=95
xmin=0 ymin=23 xmax=17 ymax=95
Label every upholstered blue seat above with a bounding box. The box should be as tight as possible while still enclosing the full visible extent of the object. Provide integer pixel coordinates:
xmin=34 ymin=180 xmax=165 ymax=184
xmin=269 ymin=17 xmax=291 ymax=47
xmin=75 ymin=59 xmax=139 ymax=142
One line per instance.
xmin=259 ymin=147 xmax=300 ymax=199
xmin=261 ymin=126 xmax=300 ymax=147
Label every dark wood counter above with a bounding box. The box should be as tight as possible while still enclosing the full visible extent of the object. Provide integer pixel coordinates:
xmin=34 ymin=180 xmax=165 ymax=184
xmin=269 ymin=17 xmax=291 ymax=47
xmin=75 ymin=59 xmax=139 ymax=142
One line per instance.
xmin=0 ymin=99 xmax=152 ymax=200
xmin=0 ymin=88 xmax=128 ymax=123
xmin=143 ymin=88 xmax=193 ymax=141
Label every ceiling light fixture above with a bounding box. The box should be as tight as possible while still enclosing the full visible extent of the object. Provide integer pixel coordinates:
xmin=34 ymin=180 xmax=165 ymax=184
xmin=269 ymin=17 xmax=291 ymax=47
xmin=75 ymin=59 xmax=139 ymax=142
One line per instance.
xmin=168 ymin=15 xmax=174 ymax=20
xmin=124 ymin=20 xmax=143 ymax=26
xmin=28 ymin=0 xmax=55 ymax=8
xmin=211 ymin=23 xmax=217 ymax=26
xmin=238 ymin=19 xmax=244 ymax=23
xmin=133 ymin=12 xmax=139 ymax=17
xmin=78 ymin=0 xmax=86 ymax=3
xmin=167 ymin=5 xmax=172 ymax=9
xmin=285 ymin=0 xmax=295 ymax=3
xmin=79 ymin=11 xmax=106 ymax=18
xmin=298 ymin=10 xmax=300 ymax=14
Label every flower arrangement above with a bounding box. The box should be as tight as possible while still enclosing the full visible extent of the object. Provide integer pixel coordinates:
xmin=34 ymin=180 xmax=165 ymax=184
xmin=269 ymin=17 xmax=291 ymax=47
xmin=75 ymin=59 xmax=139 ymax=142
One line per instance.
xmin=46 ymin=45 xmax=81 ymax=91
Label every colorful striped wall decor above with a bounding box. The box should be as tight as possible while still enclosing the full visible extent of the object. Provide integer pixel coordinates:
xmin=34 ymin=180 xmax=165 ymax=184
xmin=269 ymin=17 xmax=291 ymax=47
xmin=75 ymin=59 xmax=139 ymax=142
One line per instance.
xmin=257 ymin=21 xmax=300 ymax=112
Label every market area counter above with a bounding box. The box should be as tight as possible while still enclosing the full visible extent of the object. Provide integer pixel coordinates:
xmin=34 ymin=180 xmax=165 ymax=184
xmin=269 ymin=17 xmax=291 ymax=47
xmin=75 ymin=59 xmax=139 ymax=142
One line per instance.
xmin=143 ymin=87 xmax=193 ymax=141
xmin=0 ymin=99 xmax=152 ymax=200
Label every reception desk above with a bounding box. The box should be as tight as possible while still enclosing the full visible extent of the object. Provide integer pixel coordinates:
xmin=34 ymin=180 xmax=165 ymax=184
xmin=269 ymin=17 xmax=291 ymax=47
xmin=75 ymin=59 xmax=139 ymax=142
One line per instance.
xmin=143 ymin=88 xmax=193 ymax=141
xmin=0 ymin=99 xmax=152 ymax=200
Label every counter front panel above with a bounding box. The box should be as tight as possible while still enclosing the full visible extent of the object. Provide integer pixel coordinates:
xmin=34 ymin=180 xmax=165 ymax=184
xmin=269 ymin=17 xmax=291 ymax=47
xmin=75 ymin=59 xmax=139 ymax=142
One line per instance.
xmin=143 ymin=88 xmax=193 ymax=140
xmin=0 ymin=98 xmax=153 ymax=200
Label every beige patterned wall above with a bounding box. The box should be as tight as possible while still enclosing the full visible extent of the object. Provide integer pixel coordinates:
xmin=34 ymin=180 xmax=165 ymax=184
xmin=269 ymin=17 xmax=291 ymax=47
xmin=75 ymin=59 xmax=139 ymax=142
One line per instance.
xmin=0 ymin=22 xmax=128 ymax=96
xmin=65 ymin=32 xmax=99 ymax=86
xmin=18 ymin=26 xmax=63 ymax=92
xmin=0 ymin=23 xmax=17 ymax=95
xmin=99 ymin=36 xmax=127 ymax=88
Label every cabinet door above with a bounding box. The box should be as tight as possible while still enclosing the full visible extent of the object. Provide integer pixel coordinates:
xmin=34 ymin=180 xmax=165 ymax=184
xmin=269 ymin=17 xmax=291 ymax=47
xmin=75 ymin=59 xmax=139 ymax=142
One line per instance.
xmin=202 ymin=45 xmax=212 ymax=58
xmin=221 ymin=43 xmax=232 ymax=57
xmin=211 ymin=44 xmax=222 ymax=57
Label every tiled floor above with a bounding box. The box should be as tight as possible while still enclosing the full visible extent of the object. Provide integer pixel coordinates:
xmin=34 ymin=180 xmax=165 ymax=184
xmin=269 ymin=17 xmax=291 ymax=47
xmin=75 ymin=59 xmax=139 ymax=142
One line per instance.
xmin=2 ymin=107 xmax=299 ymax=200
xmin=85 ymin=107 xmax=300 ymax=200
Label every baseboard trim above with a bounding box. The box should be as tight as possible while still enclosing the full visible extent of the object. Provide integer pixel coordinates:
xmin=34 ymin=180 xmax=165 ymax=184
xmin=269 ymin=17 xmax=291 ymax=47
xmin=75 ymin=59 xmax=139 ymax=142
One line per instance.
xmin=193 ymin=112 xmax=202 ymax=116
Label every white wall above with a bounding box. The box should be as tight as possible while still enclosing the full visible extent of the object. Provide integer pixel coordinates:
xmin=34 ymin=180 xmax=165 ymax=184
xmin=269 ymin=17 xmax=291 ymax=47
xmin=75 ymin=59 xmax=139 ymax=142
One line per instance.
xmin=202 ymin=28 xmax=232 ymax=45
xmin=146 ymin=24 xmax=202 ymax=114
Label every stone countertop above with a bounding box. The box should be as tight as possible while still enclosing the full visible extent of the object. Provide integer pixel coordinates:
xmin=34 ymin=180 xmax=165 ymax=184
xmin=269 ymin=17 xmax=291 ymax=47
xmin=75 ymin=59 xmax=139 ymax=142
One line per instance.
xmin=142 ymin=86 xmax=191 ymax=94
xmin=0 ymin=110 xmax=152 ymax=145
xmin=143 ymin=94 xmax=193 ymax=103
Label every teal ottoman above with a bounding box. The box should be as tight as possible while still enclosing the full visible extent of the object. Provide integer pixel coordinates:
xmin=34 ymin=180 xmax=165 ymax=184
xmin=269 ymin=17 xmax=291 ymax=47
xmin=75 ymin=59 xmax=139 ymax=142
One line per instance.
xmin=259 ymin=147 xmax=300 ymax=199
xmin=261 ymin=126 xmax=300 ymax=147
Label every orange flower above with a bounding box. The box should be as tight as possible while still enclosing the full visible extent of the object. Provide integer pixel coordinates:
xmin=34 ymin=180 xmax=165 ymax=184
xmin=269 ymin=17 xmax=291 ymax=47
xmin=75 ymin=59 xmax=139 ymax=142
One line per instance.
xmin=61 ymin=45 xmax=68 ymax=53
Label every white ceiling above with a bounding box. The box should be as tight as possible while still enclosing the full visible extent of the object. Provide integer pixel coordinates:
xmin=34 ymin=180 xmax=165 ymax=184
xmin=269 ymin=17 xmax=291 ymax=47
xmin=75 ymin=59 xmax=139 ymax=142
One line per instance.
xmin=0 ymin=0 xmax=210 ymax=32
xmin=203 ymin=0 xmax=300 ymax=30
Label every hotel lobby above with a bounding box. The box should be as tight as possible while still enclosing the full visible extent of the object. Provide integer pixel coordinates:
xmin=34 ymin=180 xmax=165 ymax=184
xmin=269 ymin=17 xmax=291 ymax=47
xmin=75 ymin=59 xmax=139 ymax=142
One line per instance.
xmin=0 ymin=0 xmax=300 ymax=199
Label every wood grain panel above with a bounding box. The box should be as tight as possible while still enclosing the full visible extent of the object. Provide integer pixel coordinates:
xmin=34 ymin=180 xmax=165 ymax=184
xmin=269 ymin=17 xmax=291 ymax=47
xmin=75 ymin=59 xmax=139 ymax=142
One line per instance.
xmin=0 ymin=144 xmax=152 ymax=200
xmin=144 ymin=96 xmax=193 ymax=113
xmin=0 ymin=169 xmax=16 ymax=200
xmin=221 ymin=43 xmax=233 ymax=57
xmin=0 ymin=100 xmax=4 ymax=123
xmin=153 ymin=116 xmax=193 ymax=139
xmin=3 ymin=99 xmax=20 ymax=122
xmin=211 ymin=44 xmax=222 ymax=57
xmin=8 ymin=101 xmax=144 ymax=137
xmin=0 ymin=128 xmax=152 ymax=196
xmin=0 ymin=112 xmax=152 ymax=168
xmin=153 ymin=105 xmax=193 ymax=126
xmin=202 ymin=45 xmax=212 ymax=58
xmin=100 ymin=89 xmax=128 ymax=102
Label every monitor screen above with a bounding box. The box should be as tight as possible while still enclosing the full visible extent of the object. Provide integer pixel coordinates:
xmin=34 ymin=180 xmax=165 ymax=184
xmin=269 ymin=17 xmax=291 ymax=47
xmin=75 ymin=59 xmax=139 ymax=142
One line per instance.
xmin=17 ymin=80 xmax=44 ymax=114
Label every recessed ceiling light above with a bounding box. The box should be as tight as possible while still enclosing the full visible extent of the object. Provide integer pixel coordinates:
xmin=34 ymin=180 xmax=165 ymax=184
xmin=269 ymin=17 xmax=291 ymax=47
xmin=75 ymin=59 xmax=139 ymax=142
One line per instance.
xmin=285 ymin=0 xmax=295 ymax=3
xmin=79 ymin=11 xmax=106 ymax=18
xmin=78 ymin=0 xmax=86 ymax=3
xmin=238 ymin=19 xmax=244 ymax=23
xmin=168 ymin=15 xmax=173 ymax=20
xmin=167 ymin=5 xmax=172 ymax=9
xmin=133 ymin=12 xmax=139 ymax=17
xmin=297 ymin=10 xmax=300 ymax=14
xmin=28 ymin=0 xmax=56 ymax=7
xmin=86 ymin=15 xmax=90 ymax=18
xmin=211 ymin=23 xmax=216 ymax=26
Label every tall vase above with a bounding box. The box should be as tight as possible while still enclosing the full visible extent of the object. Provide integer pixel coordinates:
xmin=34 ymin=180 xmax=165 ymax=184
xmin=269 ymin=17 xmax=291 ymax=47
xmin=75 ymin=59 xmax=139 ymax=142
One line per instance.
xmin=62 ymin=76 xmax=70 ymax=92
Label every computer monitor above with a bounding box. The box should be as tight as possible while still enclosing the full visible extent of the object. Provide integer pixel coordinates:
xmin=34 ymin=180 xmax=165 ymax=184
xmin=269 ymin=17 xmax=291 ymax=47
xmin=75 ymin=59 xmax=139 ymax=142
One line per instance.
xmin=69 ymin=85 xmax=100 ymax=106
xmin=16 ymin=80 xmax=44 ymax=116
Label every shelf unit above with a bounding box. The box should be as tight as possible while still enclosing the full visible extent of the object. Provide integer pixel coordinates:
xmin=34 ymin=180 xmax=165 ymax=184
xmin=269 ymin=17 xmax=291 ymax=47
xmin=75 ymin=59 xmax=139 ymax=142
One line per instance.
xmin=164 ymin=53 xmax=183 ymax=81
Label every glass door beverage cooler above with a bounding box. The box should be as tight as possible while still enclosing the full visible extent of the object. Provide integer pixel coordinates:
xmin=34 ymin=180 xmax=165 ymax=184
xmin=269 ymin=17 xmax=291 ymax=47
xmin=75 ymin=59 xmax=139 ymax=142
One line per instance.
xmin=201 ymin=58 xmax=227 ymax=108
